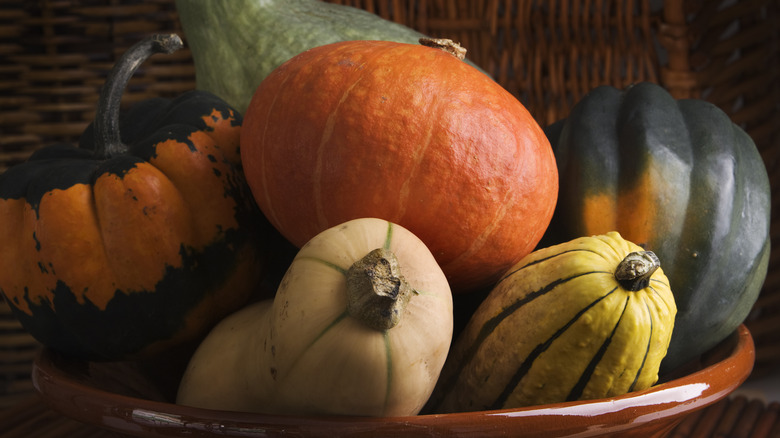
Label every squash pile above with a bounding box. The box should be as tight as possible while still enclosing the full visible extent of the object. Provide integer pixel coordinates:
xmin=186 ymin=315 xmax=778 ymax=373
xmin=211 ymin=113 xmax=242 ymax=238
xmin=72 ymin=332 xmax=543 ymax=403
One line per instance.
xmin=0 ymin=0 xmax=770 ymax=419
xmin=541 ymin=82 xmax=771 ymax=372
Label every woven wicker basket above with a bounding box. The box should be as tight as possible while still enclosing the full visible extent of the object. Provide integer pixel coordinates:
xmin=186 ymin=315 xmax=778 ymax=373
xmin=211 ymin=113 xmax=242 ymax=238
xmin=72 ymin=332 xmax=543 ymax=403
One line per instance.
xmin=0 ymin=0 xmax=778 ymax=406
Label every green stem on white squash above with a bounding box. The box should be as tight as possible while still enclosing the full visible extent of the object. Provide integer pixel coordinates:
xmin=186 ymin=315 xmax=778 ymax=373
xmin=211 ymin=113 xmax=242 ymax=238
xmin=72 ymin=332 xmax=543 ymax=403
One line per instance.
xmin=93 ymin=33 xmax=183 ymax=159
xmin=346 ymin=248 xmax=413 ymax=331
xmin=615 ymin=251 xmax=661 ymax=292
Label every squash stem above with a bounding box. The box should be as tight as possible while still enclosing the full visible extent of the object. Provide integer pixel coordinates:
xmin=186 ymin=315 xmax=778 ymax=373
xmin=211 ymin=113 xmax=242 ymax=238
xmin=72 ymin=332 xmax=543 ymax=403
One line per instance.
xmin=615 ymin=251 xmax=661 ymax=291
xmin=346 ymin=248 xmax=413 ymax=331
xmin=93 ymin=34 xmax=183 ymax=159
xmin=419 ymin=37 xmax=467 ymax=60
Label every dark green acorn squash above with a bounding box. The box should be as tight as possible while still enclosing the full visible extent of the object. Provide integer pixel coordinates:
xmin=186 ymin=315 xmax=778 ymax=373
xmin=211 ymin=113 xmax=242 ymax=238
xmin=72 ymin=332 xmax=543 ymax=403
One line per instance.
xmin=542 ymin=82 xmax=770 ymax=372
xmin=0 ymin=34 xmax=269 ymax=361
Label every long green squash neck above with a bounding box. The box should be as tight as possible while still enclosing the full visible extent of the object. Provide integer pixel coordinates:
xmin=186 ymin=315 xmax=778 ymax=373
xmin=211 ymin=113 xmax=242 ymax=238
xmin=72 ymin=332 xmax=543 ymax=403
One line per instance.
xmin=174 ymin=0 xmax=427 ymax=114
xmin=175 ymin=0 xmax=310 ymax=26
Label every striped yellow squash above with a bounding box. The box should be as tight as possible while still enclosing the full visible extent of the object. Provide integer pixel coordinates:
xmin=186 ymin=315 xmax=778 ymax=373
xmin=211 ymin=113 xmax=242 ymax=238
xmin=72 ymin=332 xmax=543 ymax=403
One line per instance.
xmin=426 ymin=231 xmax=676 ymax=413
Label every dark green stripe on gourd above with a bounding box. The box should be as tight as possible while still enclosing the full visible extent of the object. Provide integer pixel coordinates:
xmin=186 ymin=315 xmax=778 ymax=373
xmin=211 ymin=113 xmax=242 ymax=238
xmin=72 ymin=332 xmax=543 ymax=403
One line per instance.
xmin=488 ymin=285 xmax=621 ymax=410
xmin=566 ymin=296 xmax=630 ymax=401
xmin=424 ymin=232 xmax=676 ymax=413
xmin=542 ymin=82 xmax=770 ymax=373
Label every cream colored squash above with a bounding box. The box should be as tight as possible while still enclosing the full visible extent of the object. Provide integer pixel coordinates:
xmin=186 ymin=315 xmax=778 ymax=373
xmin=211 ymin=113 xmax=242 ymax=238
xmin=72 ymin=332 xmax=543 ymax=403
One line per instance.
xmin=176 ymin=218 xmax=454 ymax=416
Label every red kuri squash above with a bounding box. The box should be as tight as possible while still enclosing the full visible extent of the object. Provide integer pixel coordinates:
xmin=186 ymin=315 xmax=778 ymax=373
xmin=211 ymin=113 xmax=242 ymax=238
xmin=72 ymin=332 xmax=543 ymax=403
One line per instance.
xmin=240 ymin=39 xmax=557 ymax=293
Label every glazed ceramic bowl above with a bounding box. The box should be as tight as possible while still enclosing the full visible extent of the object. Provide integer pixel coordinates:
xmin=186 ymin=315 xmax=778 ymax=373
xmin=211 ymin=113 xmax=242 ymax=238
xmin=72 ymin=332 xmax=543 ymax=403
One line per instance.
xmin=32 ymin=325 xmax=754 ymax=438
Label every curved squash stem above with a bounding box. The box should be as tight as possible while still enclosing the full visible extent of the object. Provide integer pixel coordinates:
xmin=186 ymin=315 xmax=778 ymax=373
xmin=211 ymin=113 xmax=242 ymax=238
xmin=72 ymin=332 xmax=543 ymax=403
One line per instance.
xmin=615 ymin=251 xmax=661 ymax=291
xmin=346 ymin=248 xmax=413 ymax=331
xmin=93 ymin=34 xmax=183 ymax=159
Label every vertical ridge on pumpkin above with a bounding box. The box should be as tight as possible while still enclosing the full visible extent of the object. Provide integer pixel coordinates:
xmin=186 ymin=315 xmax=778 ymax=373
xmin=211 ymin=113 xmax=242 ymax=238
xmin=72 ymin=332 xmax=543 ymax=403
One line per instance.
xmin=41 ymin=183 xmax=114 ymax=310
xmin=442 ymin=186 xmax=513 ymax=277
xmin=313 ymin=73 xmax=367 ymax=232
xmin=247 ymin=70 xmax=292 ymax=238
xmin=93 ymin=164 xmax=190 ymax=294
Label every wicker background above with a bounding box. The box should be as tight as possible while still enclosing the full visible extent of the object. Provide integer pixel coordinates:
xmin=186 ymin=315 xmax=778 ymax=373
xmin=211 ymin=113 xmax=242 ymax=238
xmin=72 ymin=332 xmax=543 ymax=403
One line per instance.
xmin=1 ymin=0 xmax=779 ymax=405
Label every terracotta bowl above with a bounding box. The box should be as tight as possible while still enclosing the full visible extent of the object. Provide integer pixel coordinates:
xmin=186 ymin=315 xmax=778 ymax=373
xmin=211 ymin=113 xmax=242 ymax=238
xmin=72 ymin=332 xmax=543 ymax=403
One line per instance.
xmin=32 ymin=324 xmax=754 ymax=438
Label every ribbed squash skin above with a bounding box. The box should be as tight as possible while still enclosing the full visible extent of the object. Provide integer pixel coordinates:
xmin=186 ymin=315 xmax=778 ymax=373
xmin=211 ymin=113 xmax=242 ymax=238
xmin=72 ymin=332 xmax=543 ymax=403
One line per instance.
xmin=426 ymin=232 xmax=676 ymax=413
xmin=0 ymin=91 xmax=267 ymax=360
xmin=542 ymin=82 xmax=771 ymax=372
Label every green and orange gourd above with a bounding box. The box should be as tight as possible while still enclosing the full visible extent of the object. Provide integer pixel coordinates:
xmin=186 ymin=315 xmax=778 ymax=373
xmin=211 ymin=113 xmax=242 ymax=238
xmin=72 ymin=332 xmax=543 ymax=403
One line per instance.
xmin=0 ymin=34 xmax=269 ymax=361
xmin=542 ymin=82 xmax=770 ymax=372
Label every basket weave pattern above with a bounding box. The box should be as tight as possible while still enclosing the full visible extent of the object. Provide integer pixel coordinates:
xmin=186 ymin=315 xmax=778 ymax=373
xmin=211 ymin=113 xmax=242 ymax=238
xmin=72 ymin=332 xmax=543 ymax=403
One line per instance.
xmin=0 ymin=0 xmax=193 ymax=172
xmin=0 ymin=0 xmax=778 ymax=405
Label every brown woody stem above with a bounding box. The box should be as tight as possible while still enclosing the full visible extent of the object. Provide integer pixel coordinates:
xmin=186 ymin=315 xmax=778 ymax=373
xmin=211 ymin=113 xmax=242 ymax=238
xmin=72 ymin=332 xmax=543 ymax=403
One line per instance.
xmin=346 ymin=248 xmax=413 ymax=331
xmin=615 ymin=251 xmax=661 ymax=291
xmin=419 ymin=37 xmax=467 ymax=60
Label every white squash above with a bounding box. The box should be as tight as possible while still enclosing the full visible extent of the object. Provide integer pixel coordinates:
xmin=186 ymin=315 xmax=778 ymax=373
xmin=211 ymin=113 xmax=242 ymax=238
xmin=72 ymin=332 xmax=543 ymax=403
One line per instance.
xmin=176 ymin=218 xmax=454 ymax=416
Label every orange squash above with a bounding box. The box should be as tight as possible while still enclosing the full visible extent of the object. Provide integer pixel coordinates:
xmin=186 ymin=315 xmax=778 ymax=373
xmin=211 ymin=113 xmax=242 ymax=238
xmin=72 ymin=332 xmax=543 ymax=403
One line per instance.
xmin=0 ymin=35 xmax=269 ymax=360
xmin=240 ymin=39 xmax=558 ymax=293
